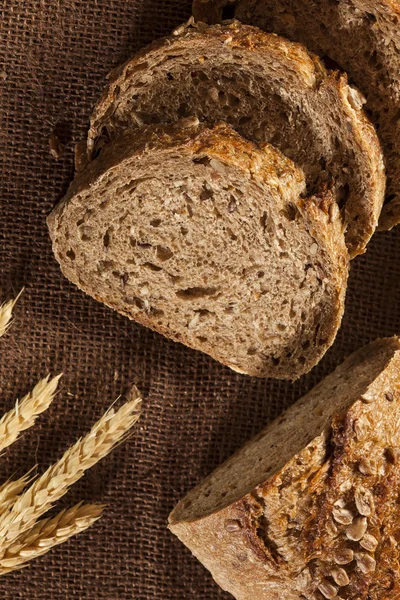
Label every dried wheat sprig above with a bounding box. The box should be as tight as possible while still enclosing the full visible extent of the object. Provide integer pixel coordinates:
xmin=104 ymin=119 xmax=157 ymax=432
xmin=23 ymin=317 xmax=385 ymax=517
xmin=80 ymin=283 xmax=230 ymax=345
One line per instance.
xmin=0 ymin=472 xmax=34 ymax=518
xmin=0 ymin=387 xmax=142 ymax=555
xmin=0 ymin=290 xmax=23 ymax=338
xmin=0 ymin=502 xmax=103 ymax=573
xmin=0 ymin=374 xmax=62 ymax=453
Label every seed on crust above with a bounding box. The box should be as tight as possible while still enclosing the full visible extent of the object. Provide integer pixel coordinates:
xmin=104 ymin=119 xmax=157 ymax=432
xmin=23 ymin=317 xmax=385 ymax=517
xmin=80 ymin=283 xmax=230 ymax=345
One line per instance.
xmin=346 ymin=516 xmax=368 ymax=541
xmin=355 ymin=553 xmax=376 ymax=574
xmin=334 ymin=549 xmax=354 ymax=565
xmin=331 ymin=567 xmax=350 ymax=587
xmin=354 ymin=487 xmax=375 ymax=517
xmin=318 ymin=579 xmax=338 ymax=599
xmin=333 ymin=507 xmax=353 ymax=525
xmin=360 ymin=533 xmax=378 ymax=552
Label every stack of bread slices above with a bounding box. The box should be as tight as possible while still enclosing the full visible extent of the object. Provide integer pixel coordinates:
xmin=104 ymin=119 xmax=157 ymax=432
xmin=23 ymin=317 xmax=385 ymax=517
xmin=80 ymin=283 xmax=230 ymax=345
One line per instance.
xmin=48 ymin=14 xmax=389 ymax=380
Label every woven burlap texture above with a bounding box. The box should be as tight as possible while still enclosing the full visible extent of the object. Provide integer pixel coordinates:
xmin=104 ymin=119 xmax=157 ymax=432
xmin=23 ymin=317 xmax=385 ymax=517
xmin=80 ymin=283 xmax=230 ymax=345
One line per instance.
xmin=0 ymin=1 xmax=399 ymax=598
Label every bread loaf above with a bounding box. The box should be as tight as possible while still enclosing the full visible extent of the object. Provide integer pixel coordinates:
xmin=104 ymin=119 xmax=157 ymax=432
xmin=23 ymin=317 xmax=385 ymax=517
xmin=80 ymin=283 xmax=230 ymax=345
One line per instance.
xmin=169 ymin=336 xmax=400 ymax=600
xmin=48 ymin=119 xmax=348 ymax=379
xmin=192 ymin=0 xmax=399 ymax=231
xmin=87 ymin=20 xmax=385 ymax=258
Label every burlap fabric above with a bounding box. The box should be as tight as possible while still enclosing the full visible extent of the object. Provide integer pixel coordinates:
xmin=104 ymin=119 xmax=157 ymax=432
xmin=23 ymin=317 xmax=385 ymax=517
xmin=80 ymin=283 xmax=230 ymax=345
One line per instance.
xmin=0 ymin=1 xmax=399 ymax=598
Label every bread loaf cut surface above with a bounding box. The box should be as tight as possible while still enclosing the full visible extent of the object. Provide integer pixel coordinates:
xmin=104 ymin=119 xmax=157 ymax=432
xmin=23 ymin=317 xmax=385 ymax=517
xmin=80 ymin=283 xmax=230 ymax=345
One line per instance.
xmin=192 ymin=0 xmax=400 ymax=231
xmin=87 ymin=21 xmax=385 ymax=258
xmin=48 ymin=119 xmax=348 ymax=380
xmin=169 ymin=337 xmax=400 ymax=600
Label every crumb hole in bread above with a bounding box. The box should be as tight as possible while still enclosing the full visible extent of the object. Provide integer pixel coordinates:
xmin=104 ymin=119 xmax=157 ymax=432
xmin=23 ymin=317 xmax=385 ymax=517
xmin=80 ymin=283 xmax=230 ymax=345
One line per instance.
xmin=177 ymin=102 xmax=189 ymax=117
xmin=320 ymin=54 xmax=342 ymax=71
xmin=226 ymin=227 xmax=237 ymax=241
xmin=227 ymin=93 xmax=240 ymax=108
xmin=185 ymin=197 xmax=194 ymax=218
xmin=280 ymin=203 xmax=298 ymax=221
xmin=150 ymin=218 xmax=162 ymax=227
xmin=260 ymin=212 xmax=268 ymax=230
xmin=221 ymin=3 xmax=237 ymax=19
xmin=180 ymin=227 xmax=188 ymax=236
xmin=200 ymin=183 xmax=214 ymax=201
xmin=365 ymin=11 xmax=377 ymax=22
xmin=193 ymin=156 xmax=211 ymax=167
xmin=197 ymin=336 xmax=208 ymax=344
xmin=257 ymin=271 xmax=264 ymax=278
xmin=100 ymin=199 xmax=111 ymax=209
xmin=156 ymin=246 xmax=173 ymax=261
xmin=239 ymin=116 xmax=252 ymax=126
xmin=126 ymin=61 xmax=149 ymax=77
xmin=271 ymin=357 xmax=280 ymax=366
xmin=66 ymin=249 xmax=75 ymax=260
xmin=247 ymin=347 xmax=257 ymax=356
xmin=98 ymin=260 xmax=114 ymax=273
xmin=337 ymin=183 xmax=350 ymax=209
xmin=129 ymin=297 xmax=145 ymax=310
xmin=77 ymin=218 xmax=85 ymax=226
xmin=166 ymin=72 xmax=174 ymax=80
xmin=176 ymin=286 xmax=219 ymax=300
xmin=218 ymin=90 xmax=227 ymax=106
xmin=280 ymin=252 xmax=289 ymax=259
xmin=193 ymin=71 xmax=208 ymax=82
xmin=143 ymin=262 xmax=162 ymax=272
xmin=213 ymin=207 xmax=223 ymax=219
xmin=103 ymin=228 xmax=112 ymax=248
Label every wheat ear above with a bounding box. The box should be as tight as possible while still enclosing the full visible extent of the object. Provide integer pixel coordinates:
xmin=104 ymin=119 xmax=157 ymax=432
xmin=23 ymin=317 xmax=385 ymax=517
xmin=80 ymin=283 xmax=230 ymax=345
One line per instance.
xmin=0 ymin=374 xmax=62 ymax=453
xmin=0 ymin=387 xmax=142 ymax=555
xmin=0 ymin=290 xmax=23 ymax=338
xmin=0 ymin=473 xmax=34 ymax=518
xmin=0 ymin=502 xmax=103 ymax=573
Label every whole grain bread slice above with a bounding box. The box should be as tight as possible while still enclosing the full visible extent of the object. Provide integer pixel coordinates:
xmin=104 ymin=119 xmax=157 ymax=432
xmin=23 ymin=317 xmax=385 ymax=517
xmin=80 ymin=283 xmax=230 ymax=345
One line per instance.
xmin=87 ymin=20 xmax=385 ymax=258
xmin=169 ymin=336 xmax=400 ymax=600
xmin=48 ymin=119 xmax=348 ymax=380
xmin=192 ymin=1 xmax=400 ymax=231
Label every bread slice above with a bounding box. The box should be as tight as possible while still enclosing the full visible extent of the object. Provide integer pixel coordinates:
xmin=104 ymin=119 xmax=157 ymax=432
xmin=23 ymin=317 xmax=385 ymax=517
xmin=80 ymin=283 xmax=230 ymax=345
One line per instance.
xmin=48 ymin=119 xmax=348 ymax=380
xmin=169 ymin=337 xmax=400 ymax=600
xmin=192 ymin=1 xmax=400 ymax=231
xmin=87 ymin=20 xmax=385 ymax=259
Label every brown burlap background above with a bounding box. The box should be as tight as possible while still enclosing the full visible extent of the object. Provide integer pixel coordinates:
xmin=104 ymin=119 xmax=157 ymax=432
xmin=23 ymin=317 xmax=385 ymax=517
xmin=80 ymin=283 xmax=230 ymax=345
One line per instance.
xmin=0 ymin=1 xmax=399 ymax=598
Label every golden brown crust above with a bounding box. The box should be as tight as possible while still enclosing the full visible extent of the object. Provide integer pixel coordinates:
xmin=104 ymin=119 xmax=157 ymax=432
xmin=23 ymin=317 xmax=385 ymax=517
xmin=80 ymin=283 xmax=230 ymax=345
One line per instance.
xmin=169 ymin=338 xmax=400 ymax=599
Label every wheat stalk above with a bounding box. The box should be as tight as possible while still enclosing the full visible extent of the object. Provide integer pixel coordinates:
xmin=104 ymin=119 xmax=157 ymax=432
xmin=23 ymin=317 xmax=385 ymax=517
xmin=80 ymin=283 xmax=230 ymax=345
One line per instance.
xmin=0 ymin=387 xmax=142 ymax=556
xmin=0 ymin=290 xmax=23 ymax=338
xmin=0 ymin=473 xmax=33 ymax=518
xmin=0 ymin=502 xmax=103 ymax=573
xmin=0 ymin=374 xmax=62 ymax=453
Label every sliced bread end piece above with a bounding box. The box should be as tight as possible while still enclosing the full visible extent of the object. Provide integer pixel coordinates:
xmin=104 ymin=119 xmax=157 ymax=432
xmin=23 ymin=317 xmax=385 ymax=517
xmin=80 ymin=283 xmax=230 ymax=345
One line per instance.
xmin=169 ymin=337 xmax=400 ymax=599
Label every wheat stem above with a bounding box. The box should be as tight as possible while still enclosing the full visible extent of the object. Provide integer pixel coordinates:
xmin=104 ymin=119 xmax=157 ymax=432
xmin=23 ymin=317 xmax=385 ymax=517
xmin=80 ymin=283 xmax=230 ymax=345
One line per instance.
xmin=0 ymin=503 xmax=103 ymax=573
xmin=0 ymin=375 xmax=62 ymax=453
xmin=0 ymin=387 xmax=142 ymax=555
xmin=0 ymin=290 xmax=23 ymax=338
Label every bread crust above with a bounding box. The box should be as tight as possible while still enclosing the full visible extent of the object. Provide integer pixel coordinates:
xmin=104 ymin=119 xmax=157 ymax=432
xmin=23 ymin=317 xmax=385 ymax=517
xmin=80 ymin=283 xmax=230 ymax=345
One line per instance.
xmin=87 ymin=20 xmax=385 ymax=259
xmin=169 ymin=337 xmax=400 ymax=599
